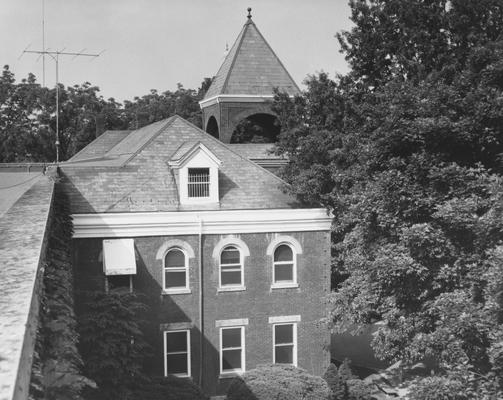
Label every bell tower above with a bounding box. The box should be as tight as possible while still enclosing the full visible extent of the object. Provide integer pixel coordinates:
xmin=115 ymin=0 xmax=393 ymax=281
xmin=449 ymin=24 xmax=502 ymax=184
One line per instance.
xmin=200 ymin=8 xmax=300 ymax=143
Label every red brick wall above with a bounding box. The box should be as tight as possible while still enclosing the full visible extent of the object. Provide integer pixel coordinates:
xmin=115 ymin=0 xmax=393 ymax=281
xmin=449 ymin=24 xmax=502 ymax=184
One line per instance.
xmin=72 ymin=229 xmax=330 ymax=396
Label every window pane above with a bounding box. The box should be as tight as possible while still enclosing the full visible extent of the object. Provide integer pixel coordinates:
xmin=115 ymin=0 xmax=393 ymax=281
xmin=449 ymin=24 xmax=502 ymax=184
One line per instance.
xmin=275 ymin=345 xmax=293 ymax=364
xmin=221 ymin=271 xmax=241 ymax=286
xmin=221 ymin=247 xmax=240 ymax=264
xmin=166 ymin=331 xmax=187 ymax=352
xmin=274 ymin=245 xmax=293 ymax=262
xmin=222 ymin=328 xmax=241 ymax=348
xmin=165 ymin=271 xmax=186 ymax=288
xmin=167 ymin=353 xmax=188 ymax=374
xmin=222 ymin=349 xmax=242 ymax=370
xmin=275 ymin=264 xmax=293 ymax=282
xmin=275 ymin=324 xmax=293 ymax=344
xmin=165 ymin=250 xmax=185 ymax=268
xmin=188 ymin=168 xmax=210 ymax=198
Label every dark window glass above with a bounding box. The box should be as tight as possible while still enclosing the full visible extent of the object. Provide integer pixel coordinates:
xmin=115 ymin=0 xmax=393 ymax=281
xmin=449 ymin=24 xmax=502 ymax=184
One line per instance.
xmin=274 ymin=245 xmax=293 ymax=262
xmin=275 ymin=264 xmax=293 ymax=281
xmin=275 ymin=324 xmax=293 ymax=344
xmin=166 ymin=353 xmax=188 ymax=374
xmin=221 ymin=247 xmax=240 ymax=264
xmin=165 ymin=271 xmax=186 ymax=288
xmin=165 ymin=249 xmax=185 ymax=268
xmin=166 ymin=331 xmax=187 ymax=352
xmin=108 ymin=275 xmax=131 ymax=291
xmin=275 ymin=345 xmax=293 ymax=364
xmin=222 ymin=349 xmax=242 ymax=370
xmin=222 ymin=328 xmax=241 ymax=348
xmin=221 ymin=271 xmax=241 ymax=285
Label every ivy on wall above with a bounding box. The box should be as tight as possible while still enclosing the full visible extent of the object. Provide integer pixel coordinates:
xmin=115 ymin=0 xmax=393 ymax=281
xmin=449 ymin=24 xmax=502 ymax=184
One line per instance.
xmin=29 ymin=187 xmax=95 ymax=400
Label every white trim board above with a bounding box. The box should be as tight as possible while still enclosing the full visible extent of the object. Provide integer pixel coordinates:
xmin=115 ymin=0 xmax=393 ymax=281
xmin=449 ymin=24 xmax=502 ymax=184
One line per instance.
xmin=72 ymin=208 xmax=332 ymax=238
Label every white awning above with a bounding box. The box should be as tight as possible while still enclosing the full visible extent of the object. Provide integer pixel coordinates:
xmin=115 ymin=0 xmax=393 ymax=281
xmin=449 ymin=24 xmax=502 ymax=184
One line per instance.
xmin=102 ymin=239 xmax=137 ymax=275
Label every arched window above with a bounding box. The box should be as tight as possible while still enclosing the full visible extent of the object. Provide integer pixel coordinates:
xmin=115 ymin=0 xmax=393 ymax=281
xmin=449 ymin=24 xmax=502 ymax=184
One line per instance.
xmin=164 ymin=248 xmax=189 ymax=292
xmin=220 ymin=246 xmax=243 ymax=289
xmin=272 ymin=244 xmax=296 ymax=287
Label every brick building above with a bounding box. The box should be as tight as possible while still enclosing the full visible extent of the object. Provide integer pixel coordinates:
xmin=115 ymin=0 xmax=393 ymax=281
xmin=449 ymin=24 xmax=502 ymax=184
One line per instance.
xmin=60 ymin=10 xmax=331 ymax=397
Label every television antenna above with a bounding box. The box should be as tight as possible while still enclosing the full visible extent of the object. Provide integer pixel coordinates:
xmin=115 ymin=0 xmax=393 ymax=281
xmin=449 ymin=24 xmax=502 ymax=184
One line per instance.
xmin=20 ymin=48 xmax=102 ymax=164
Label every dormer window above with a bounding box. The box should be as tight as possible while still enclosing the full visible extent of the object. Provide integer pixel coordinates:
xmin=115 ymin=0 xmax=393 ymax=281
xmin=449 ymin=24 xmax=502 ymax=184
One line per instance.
xmin=188 ymin=168 xmax=210 ymax=198
xmin=168 ymin=142 xmax=221 ymax=205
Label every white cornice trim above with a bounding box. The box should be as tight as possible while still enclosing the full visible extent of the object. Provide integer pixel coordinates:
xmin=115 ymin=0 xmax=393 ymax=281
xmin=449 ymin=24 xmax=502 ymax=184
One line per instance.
xmin=199 ymin=94 xmax=295 ymax=108
xmin=71 ymin=208 xmax=332 ymax=238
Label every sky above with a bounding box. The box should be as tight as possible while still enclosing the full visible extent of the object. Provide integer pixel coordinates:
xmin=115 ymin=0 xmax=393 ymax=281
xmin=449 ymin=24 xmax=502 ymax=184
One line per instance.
xmin=1 ymin=0 xmax=353 ymax=103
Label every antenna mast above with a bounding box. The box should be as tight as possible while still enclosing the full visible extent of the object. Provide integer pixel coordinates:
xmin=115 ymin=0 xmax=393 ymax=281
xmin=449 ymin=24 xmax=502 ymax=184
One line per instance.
xmin=22 ymin=49 xmax=101 ymax=164
xmin=42 ymin=0 xmax=46 ymax=86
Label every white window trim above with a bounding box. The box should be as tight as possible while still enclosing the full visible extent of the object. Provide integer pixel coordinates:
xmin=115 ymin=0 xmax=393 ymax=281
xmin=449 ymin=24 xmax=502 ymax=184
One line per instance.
xmin=218 ymin=245 xmax=245 ymax=291
xmin=271 ymin=243 xmax=298 ymax=289
xmin=164 ymin=329 xmax=191 ymax=377
xmin=219 ymin=326 xmax=246 ymax=376
xmin=163 ymin=247 xmax=191 ymax=294
xmin=272 ymin=322 xmax=298 ymax=367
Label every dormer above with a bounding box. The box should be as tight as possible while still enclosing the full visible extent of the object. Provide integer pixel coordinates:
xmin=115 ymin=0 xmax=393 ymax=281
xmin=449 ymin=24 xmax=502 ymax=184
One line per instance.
xmin=169 ymin=142 xmax=221 ymax=205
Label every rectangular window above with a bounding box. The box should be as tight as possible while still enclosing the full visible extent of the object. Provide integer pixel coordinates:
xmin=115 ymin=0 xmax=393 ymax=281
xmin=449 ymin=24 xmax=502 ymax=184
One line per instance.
xmin=188 ymin=168 xmax=210 ymax=198
xmin=273 ymin=323 xmax=297 ymax=366
xmin=164 ymin=330 xmax=190 ymax=377
xmin=220 ymin=326 xmax=245 ymax=374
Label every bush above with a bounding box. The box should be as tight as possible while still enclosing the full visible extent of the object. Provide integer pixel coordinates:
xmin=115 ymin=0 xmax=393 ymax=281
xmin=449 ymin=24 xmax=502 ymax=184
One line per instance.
xmin=323 ymin=361 xmax=371 ymax=400
xmin=408 ymin=377 xmax=468 ymax=400
xmin=227 ymin=364 xmax=331 ymax=400
xmin=132 ymin=376 xmax=208 ymax=400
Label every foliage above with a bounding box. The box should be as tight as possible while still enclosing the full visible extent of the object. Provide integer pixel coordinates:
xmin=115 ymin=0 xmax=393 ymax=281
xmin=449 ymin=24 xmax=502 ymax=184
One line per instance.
xmin=273 ymin=0 xmax=503 ymax=397
xmin=323 ymin=361 xmax=371 ymax=400
xmin=131 ymin=376 xmax=208 ymax=400
xmin=77 ymin=290 xmax=153 ymax=400
xmin=0 ymin=65 xmax=208 ymax=162
xmin=226 ymin=364 xmax=331 ymax=400
xmin=29 ymin=187 xmax=94 ymax=399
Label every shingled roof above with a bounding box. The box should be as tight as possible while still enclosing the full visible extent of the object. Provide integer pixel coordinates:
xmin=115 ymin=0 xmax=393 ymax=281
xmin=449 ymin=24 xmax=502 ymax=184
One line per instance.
xmin=203 ymin=14 xmax=301 ymax=99
xmin=60 ymin=116 xmax=302 ymax=213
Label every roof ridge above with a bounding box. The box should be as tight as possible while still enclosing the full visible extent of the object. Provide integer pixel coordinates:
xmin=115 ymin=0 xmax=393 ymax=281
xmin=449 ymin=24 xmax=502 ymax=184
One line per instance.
xmin=118 ymin=116 xmax=178 ymax=166
xmin=173 ymin=117 xmax=290 ymax=187
xmin=221 ymin=20 xmax=250 ymax=95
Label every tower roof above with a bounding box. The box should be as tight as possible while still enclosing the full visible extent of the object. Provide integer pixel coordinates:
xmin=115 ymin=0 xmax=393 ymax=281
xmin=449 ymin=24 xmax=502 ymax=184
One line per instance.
xmin=203 ymin=11 xmax=301 ymax=100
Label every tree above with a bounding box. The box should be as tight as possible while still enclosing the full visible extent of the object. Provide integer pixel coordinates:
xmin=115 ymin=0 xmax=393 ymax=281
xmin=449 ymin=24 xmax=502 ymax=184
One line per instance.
xmin=0 ymin=67 xmax=210 ymax=162
xmin=273 ymin=0 xmax=503 ymax=397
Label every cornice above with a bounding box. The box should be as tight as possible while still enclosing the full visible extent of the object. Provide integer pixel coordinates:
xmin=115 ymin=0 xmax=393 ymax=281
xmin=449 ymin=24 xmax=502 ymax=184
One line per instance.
xmin=72 ymin=208 xmax=332 ymax=238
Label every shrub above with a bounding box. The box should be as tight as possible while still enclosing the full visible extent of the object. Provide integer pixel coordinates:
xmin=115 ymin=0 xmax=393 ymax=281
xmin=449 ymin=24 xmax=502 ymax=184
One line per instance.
xmin=132 ymin=376 xmax=209 ymax=400
xmin=227 ymin=364 xmax=331 ymax=400
xmin=323 ymin=361 xmax=371 ymax=400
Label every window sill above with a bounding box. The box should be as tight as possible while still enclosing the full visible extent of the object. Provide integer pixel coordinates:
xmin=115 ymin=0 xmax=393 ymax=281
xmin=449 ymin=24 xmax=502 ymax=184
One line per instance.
xmin=271 ymin=283 xmax=299 ymax=290
xmin=219 ymin=371 xmax=243 ymax=379
xmin=162 ymin=288 xmax=192 ymax=295
xmin=217 ymin=286 xmax=246 ymax=293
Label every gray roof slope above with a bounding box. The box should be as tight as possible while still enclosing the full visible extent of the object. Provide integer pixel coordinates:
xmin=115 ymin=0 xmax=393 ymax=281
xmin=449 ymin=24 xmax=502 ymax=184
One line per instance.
xmin=204 ymin=17 xmax=301 ymax=99
xmin=69 ymin=130 xmax=131 ymax=162
xmin=60 ymin=116 xmax=302 ymax=213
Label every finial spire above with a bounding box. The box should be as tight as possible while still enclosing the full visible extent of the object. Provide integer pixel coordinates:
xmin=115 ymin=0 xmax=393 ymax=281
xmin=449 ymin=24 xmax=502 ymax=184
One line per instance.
xmin=247 ymin=7 xmax=252 ymax=19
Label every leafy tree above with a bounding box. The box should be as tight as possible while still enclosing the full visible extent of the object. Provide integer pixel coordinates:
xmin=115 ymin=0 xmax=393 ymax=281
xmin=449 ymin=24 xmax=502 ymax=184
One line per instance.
xmin=77 ymin=291 xmax=153 ymax=400
xmin=273 ymin=0 xmax=503 ymax=397
xmin=0 ymin=66 xmax=210 ymax=162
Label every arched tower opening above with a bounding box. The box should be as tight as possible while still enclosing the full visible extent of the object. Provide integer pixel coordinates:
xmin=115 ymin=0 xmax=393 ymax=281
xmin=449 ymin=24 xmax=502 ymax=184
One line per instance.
xmin=230 ymin=113 xmax=281 ymax=144
xmin=206 ymin=116 xmax=219 ymax=139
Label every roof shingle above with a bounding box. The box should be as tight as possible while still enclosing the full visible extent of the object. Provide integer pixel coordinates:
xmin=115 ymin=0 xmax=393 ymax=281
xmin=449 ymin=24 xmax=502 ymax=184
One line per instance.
xmin=204 ymin=18 xmax=300 ymax=99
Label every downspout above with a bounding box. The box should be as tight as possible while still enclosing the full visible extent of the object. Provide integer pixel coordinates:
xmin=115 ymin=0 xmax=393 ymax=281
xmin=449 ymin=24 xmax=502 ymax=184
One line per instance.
xmin=198 ymin=216 xmax=204 ymax=387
